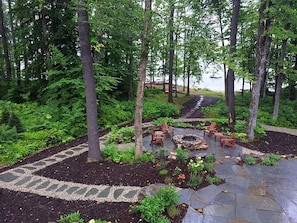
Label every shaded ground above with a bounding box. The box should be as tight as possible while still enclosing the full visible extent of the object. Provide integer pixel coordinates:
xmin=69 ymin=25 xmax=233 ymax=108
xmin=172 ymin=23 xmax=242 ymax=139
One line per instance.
xmin=1 ymin=96 xmax=297 ymax=223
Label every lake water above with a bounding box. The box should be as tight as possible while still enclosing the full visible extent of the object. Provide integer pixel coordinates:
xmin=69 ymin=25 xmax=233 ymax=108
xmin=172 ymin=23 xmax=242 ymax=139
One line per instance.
xmin=177 ymin=67 xmax=251 ymax=92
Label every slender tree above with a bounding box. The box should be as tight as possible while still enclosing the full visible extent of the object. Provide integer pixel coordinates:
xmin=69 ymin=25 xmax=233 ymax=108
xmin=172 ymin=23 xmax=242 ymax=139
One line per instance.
xmin=246 ymin=0 xmax=273 ymax=140
xmin=77 ymin=0 xmax=103 ymax=162
xmin=134 ymin=0 xmax=152 ymax=157
xmin=226 ymin=0 xmax=240 ymax=128
xmin=0 ymin=0 xmax=11 ymax=79
xmin=168 ymin=0 xmax=175 ymax=103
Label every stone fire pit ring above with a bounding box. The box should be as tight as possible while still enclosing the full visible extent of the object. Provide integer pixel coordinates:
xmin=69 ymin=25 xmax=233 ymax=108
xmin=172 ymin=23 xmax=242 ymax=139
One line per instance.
xmin=172 ymin=134 xmax=209 ymax=150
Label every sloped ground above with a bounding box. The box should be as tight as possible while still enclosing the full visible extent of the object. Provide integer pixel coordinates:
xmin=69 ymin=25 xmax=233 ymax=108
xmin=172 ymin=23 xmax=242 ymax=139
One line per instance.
xmin=1 ymin=96 xmax=297 ymax=223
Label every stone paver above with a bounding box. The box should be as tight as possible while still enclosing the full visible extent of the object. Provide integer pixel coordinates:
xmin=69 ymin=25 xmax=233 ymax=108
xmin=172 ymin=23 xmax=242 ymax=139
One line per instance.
xmin=1 ymin=114 xmax=297 ymax=222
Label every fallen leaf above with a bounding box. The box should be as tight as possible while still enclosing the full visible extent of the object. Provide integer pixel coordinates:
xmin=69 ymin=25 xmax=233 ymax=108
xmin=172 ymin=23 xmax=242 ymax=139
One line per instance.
xmin=222 ymin=189 xmax=229 ymax=193
xmin=197 ymin=208 xmax=203 ymax=213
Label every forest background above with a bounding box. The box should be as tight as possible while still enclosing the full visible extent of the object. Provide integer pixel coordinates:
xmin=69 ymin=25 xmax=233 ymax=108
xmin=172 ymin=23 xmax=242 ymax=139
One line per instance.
xmin=0 ymin=0 xmax=297 ymax=165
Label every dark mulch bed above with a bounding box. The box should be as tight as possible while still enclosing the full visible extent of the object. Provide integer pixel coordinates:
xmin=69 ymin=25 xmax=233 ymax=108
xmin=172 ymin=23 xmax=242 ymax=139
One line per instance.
xmin=1 ymin=96 xmax=297 ymax=223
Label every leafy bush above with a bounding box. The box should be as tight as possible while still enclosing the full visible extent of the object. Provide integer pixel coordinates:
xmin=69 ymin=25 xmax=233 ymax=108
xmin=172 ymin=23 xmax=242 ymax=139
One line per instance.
xmin=143 ymin=101 xmax=179 ymax=119
xmin=167 ymin=204 xmax=181 ymax=218
xmin=176 ymin=147 xmax=188 ymax=164
xmin=102 ymin=145 xmax=153 ymax=163
xmin=106 ymin=126 xmax=135 ymax=144
xmin=138 ymin=186 xmax=179 ymax=223
xmin=245 ymin=156 xmax=256 ymax=165
xmin=206 ymin=175 xmax=221 ymax=184
xmin=206 ymin=154 xmax=215 ymax=163
xmin=187 ymin=174 xmax=202 ymax=188
xmin=151 ymin=117 xmax=176 ymax=126
xmin=57 ymin=211 xmax=84 ymax=223
xmin=203 ymin=162 xmax=214 ymax=172
xmin=159 ymin=169 xmax=169 ymax=176
xmin=261 ymin=157 xmax=276 ymax=166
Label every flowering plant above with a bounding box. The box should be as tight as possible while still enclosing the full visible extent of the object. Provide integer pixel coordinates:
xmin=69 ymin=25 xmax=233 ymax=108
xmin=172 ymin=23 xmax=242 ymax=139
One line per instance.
xmin=177 ymin=173 xmax=186 ymax=183
xmin=173 ymin=166 xmax=182 ymax=175
xmin=155 ymin=163 xmax=161 ymax=169
xmin=187 ymin=158 xmax=204 ymax=175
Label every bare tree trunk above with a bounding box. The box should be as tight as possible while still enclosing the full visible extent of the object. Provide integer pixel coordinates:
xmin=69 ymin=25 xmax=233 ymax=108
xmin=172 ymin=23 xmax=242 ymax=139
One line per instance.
xmin=77 ymin=0 xmax=103 ymax=162
xmin=0 ymin=0 xmax=12 ymax=79
xmin=168 ymin=1 xmax=174 ymax=103
xmin=134 ymin=0 xmax=152 ymax=157
xmin=246 ymin=0 xmax=272 ymax=140
xmin=273 ymin=39 xmax=287 ymax=120
xmin=227 ymin=0 xmax=241 ymax=128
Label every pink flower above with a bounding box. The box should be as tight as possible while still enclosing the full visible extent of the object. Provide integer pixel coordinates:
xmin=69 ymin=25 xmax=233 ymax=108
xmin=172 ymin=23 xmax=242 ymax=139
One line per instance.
xmin=177 ymin=173 xmax=186 ymax=182
xmin=155 ymin=163 xmax=161 ymax=168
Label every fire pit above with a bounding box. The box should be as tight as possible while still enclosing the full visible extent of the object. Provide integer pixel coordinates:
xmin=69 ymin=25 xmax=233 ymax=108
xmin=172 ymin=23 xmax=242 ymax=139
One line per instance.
xmin=172 ymin=134 xmax=208 ymax=150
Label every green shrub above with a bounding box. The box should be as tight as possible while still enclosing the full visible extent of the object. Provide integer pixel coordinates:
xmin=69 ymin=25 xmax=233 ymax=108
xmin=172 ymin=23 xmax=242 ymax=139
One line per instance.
xmin=143 ymin=101 xmax=179 ymax=119
xmin=176 ymin=147 xmax=188 ymax=164
xmin=206 ymin=175 xmax=221 ymax=184
xmin=206 ymin=154 xmax=215 ymax=163
xmin=187 ymin=174 xmax=202 ymax=188
xmin=57 ymin=211 xmax=84 ymax=223
xmin=138 ymin=186 xmax=179 ymax=223
xmin=269 ymin=153 xmax=281 ymax=162
xmin=204 ymin=162 xmax=214 ymax=172
xmin=102 ymin=145 xmax=154 ymax=163
xmin=167 ymin=204 xmax=181 ymax=218
xmin=151 ymin=117 xmax=176 ymax=126
xmin=106 ymin=126 xmax=135 ymax=144
xmin=164 ymin=176 xmax=173 ymax=185
xmin=245 ymin=156 xmax=256 ymax=165
xmin=159 ymin=169 xmax=169 ymax=176
xmin=261 ymin=157 xmax=276 ymax=166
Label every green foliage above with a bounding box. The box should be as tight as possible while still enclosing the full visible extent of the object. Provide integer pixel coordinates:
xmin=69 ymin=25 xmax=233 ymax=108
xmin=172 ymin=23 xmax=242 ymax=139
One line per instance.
xmin=0 ymin=109 xmax=10 ymax=125
xmin=138 ymin=186 xmax=178 ymax=223
xmin=209 ymin=118 xmax=229 ymax=126
xmin=164 ymin=176 xmax=173 ymax=185
xmin=187 ymin=158 xmax=204 ymax=175
xmin=106 ymin=126 xmax=135 ymax=144
xmin=245 ymin=156 xmax=257 ymax=165
xmin=261 ymin=157 xmax=276 ymax=166
xmin=173 ymin=122 xmax=194 ymax=128
xmin=159 ymin=169 xmax=169 ymax=176
xmin=206 ymin=154 xmax=215 ymax=163
xmin=98 ymin=101 xmax=134 ymax=128
xmin=0 ymin=109 xmax=24 ymax=133
xmin=269 ymin=153 xmax=281 ymax=162
xmin=261 ymin=153 xmax=281 ymax=166
xmin=173 ymin=166 xmax=182 ymax=175
xmin=0 ymin=124 xmax=18 ymax=144
xmin=254 ymin=124 xmax=266 ymax=139
xmin=57 ymin=211 xmax=84 ymax=223
xmin=187 ymin=174 xmax=202 ymax=188
xmin=175 ymin=147 xmax=189 ymax=164
xmin=143 ymin=101 xmax=179 ymax=119
xmin=152 ymin=147 xmax=168 ymax=165
xmin=151 ymin=117 xmax=176 ymax=126
xmin=166 ymin=204 xmax=181 ymax=219
xmin=203 ymin=162 xmax=214 ymax=172
xmin=102 ymin=145 xmax=153 ymax=163
xmin=101 ymin=144 xmax=122 ymax=163
xmin=206 ymin=175 xmax=221 ymax=184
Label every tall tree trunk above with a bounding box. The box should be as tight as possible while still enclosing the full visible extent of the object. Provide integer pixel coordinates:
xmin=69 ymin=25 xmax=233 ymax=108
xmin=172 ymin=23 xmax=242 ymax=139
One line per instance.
xmin=168 ymin=1 xmax=174 ymax=103
xmin=7 ymin=0 xmax=16 ymax=77
xmin=77 ymin=1 xmax=103 ymax=162
xmin=226 ymin=0 xmax=241 ymax=128
xmin=246 ymin=0 xmax=272 ymax=140
xmin=273 ymin=39 xmax=287 ymax=120
xmin=134 ymin=0 xmax=152 ymax=157
xmin=0 ymin=0 xmax=12 ymax=79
